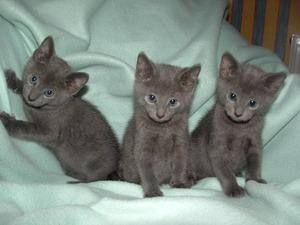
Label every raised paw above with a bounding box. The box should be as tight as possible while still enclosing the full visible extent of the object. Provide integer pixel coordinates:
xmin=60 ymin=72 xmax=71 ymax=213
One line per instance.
xmin=225 ymin=185 xmax=245 ymax=197
xmin=4 ymin=69 xmax=22 ymax=93
xmin=4 ymin=69 xmax=17 ymax=90
xmin=144 ymin=188 xmax=163 ymax=198
xmin=0 ymin=111 xmax=16 ymax=126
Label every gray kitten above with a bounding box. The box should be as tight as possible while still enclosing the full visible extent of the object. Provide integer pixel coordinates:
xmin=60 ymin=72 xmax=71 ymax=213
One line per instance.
xmin=119 ymin=52 xmax=201 ymax=197
xmin=0 ymin=36 xmax=119 ymax=182
xmin=190 ymin=52 xmax=286 ymax=197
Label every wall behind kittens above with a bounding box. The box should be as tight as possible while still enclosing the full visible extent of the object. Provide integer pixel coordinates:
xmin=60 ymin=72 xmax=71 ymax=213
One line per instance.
xmin=227 ymin=0 xmax=300 ymax=65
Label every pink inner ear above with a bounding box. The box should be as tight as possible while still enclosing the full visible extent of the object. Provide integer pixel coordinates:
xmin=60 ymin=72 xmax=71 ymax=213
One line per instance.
xmin=33 ymin=47 xmax=51 ymax=64
xmin=220 ymin=67 xmax=234 ymax=79
xmin=179 ymin=71 xmax=198 ymax=88
xmin=66 ymin=75 xmax=87 ymax=94
xmin=136 ymin=56 xmax=153 ymax=82
xmin=220 ymin=53 xmax=238 ymax=79
xmin=35 ymin=51 xmax=46 ymax=62
xmin=220 ymin=61 xmax=236 ymax=79
xmin=73 ymin=78 xmax=82 ymax=89
xmin=137 ymin=67 xmax=152 ymax=81
xmin=33 ymin=37 xmax=54 ymax=63
xmin=66 ymin=79 xmax=78 ymax=90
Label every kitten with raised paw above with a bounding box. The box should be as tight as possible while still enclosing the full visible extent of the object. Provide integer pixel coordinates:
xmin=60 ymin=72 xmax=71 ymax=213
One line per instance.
xmin=119 ymin=52 xmax=201 ymax=197
xmin=1 ymin=36 xmax=119 ymax=183
xmin=190 ymin=52 xmax=286 ymax=197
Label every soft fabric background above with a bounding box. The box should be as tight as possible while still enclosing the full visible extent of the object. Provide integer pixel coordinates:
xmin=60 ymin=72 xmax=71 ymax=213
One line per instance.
xmin=0 ymin=0 xmax=299 ymax=224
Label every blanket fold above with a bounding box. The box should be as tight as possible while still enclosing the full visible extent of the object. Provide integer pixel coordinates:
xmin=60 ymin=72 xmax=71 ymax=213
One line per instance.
xmin=0 ymin=0 xmax=299 ymax=224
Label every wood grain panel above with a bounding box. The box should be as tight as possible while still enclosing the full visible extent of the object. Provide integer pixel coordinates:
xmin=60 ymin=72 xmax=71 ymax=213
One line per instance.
xmin=262 ymin=0 xmax=280 ymax=51
xmin=284 ymin=0 xmax=300 ymax=63
xmin=241 ymin=0 xmax=256 ymax=42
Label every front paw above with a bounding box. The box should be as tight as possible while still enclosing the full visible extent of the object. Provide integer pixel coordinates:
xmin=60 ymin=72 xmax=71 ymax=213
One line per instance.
xmin=144 ymin=188 xmax=163 ymax=198
xmin=246 ymin=178 xmax=267 ymax=184
xmin=224 ymin=185 xmax=245 ymax=197
xmin=4 ymin=69 xmax=18 ymax=91
xmin=0 ymin=112 xmax=16 ymax=126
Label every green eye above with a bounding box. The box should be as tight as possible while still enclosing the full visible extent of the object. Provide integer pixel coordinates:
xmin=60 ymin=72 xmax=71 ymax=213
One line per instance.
xmin=229 ymin=92 xmax=237 ymax=101
xmin=168 ymin=98 xmax=180 ymax=108
xmin=44 ymin=89 xmax=55 ymax=97
xmin=30 ymin=75 xmax=39 ymax=84
xmin=169 ymin=99 xmax=177 ymax=105
xmin=148 ymin=94 xmax=157 ymax=103
xmin=249 ymin=100 xmax=256 ymax=108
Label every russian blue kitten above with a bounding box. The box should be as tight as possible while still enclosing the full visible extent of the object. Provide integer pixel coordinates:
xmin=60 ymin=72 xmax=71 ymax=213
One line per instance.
xmin=0 ymin=36 xmax=119 ymax=182
xmin=190 ymin=52 xmax=286 ymax=197
xmin=119 ymin=52 xmax=201 ymax=197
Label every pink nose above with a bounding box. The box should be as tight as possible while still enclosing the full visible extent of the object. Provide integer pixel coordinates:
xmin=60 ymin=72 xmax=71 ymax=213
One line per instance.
xmin=156 ymin=112 xmax=165 ymax=119
xmin=28 ymin=95 xmax=36 ymax=102
xmin=156 ymin=108 xmax=165 ymax=119
xmin=234 ymin=111 xmax=242 ymax=117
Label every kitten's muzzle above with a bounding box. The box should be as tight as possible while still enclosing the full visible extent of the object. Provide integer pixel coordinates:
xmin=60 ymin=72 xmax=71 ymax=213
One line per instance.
xmin=225 ymin=107 xmax=250 ymax=123
xmin=148 ymin=113 xmax=172 ymax=123
xmin=227 ymin=113 xmax=251 ymax=124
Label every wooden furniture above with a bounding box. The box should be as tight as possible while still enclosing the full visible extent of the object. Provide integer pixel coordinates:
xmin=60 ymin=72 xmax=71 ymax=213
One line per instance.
xmin=227 ymin=0 xmax=300 ymax=65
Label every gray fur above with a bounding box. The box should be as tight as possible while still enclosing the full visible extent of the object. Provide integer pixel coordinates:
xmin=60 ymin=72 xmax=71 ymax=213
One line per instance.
xmin=119 ymin=52 xmax=201 ymax=197
xmin=1 ymin=36 xmax=119 ymax=182
xmin=190 ymin=52 xmax=287 ymax=197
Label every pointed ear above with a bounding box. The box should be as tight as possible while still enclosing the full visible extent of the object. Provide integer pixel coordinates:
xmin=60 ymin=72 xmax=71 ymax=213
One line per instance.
xmin=262 ymin=72 xmax=287 ymax=93
xmin=219 ymin=52 xmax=238 ymax=80
xmin=135 ymin=52 xmax=155 ymax=82
xmin=33 ymin=36 xmax=55 ymax=64
xmin=65 ymin=72 xmax=89 ymax=95
xmin=177 ymin=64 xmax=201 ymax=90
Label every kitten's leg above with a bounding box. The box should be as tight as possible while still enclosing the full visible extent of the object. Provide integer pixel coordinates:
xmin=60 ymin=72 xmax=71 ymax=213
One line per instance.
xmin=245 ymin=140 xmax=266 ymax=184
xmin=209 ymin=143 xmax=245 ymax=197
xmin=4 ymin=69 xmax=23 ymax=95
xmin=170 ymin=133 xmax=192 ymax=188
xmin=0 ymin=112 xmax=52 ymax=143
xmin=134 ymin=137 xmax=162 ymax=198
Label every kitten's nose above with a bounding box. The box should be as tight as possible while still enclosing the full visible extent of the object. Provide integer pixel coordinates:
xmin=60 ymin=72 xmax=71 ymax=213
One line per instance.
xmin=234 ymin=111 xmax=243 ymax=117
xmin=28 ymin=96 xmax=34 ymax=102
xmin=156 ymin=112 xmax=165 ymax=119
xmin=156 ymin=109 xmax=165 ymax=119
xmin=234 ymin=112 xmax=242 ymax=117
xmin=28 ymin=95 xmax=37 ymax=102
xmin=234 ymin=107 xmax=243 ymax=117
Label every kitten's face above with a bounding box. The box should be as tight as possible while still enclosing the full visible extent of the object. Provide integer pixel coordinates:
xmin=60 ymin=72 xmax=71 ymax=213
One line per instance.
xmin=141 ymin=84 xmax=188 ymax=123
xmin=221 ymin=81 xmax=266 ymax=123
xmin=23 ymin=73 xmax=74 ymax=108
xmin=218 ymin=53 xmax=286 ymax=123
xmin=134 ymin=53 xmax=200 ymax=123
xmin=22 ymin=36 xmax=89 ymax=108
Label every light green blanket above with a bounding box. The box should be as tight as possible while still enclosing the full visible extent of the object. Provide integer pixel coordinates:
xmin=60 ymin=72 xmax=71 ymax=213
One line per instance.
xmin=0 ymin=0 xmax=300 ymax=224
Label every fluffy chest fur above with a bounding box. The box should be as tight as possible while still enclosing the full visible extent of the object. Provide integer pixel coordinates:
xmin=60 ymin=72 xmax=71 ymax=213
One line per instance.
xmin=135 ymin=118 xmax=183 ymax=182
xmin=210 ymin=105 xmax=262 ymax=173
